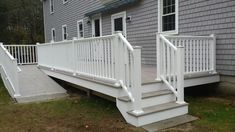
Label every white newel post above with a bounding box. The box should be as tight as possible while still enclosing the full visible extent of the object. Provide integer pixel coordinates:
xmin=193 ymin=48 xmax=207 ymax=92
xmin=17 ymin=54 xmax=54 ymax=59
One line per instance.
xmin=156 ymin=33 xmax=162 ymax=81
xmin=114 ymin=35 xmax=121 ymax=86
xmin=176 ymin=46 xmax=185 ymax=104
xmin=132 ymin=46 xmax=143 ymax=114
xmin=210 ymin=34 xmax=216 ymax=73
xmin=36 ymin=42 xmax=39 ymax=65
xmin=72 ymin=37 xmax=77 ymax=76
xmin=50 ymin=40 xmax=54 ymax=70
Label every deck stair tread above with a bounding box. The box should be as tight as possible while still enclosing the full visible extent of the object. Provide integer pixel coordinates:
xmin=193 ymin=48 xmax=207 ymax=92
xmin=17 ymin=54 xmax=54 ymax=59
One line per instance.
xmin=118 ymin=89 xmax=173 ymax=102
xmin=128 ymin=102 xmax=188 ymax=117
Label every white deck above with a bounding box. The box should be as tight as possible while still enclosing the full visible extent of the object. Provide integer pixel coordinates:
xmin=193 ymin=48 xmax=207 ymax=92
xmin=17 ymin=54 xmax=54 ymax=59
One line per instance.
xmin=0 ymin=33 xmax=220 ymax=127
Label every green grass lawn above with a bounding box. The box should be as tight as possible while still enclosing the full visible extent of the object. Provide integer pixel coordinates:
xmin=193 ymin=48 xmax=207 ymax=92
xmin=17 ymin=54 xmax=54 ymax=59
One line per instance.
xmin=0 ymin=77 xmax=234 ymax=132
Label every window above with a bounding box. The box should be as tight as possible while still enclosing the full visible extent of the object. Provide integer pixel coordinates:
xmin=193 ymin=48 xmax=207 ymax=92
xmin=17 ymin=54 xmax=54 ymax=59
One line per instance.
xmin=111 ymin=11 xmax=127 ymax=37
xmin=158 ymin=0 xmax=178 ymax=34
xmin=63 ymin=0 xmax=68 ymax=4
xmin=50 ymin=0 xmax=54 ymax=14
xmin=51 ymin=28 xmax=56 ymax=41
xmin=77 ymin=20 xmax=84 ymax=39
xmin=62 ymin=25 xmax=68 ymax=40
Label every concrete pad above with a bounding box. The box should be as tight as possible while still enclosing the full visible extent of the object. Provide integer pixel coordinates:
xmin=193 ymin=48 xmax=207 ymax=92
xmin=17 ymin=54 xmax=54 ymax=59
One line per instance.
xmin=142 ymin=114 xmax=198 ymax=132
xmin=16 ymin=65 xmax=67 ymax=103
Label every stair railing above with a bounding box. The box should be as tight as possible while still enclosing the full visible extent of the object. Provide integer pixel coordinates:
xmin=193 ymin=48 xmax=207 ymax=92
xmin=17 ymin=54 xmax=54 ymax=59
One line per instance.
xmin=156 ymin=34 xmax=185 ymax=104
xmin=116 ymin=33 xmax=143 ymax=114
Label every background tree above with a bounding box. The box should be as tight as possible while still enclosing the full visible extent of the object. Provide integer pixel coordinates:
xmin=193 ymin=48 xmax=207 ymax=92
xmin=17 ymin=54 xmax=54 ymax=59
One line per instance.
xmin=0 ymin=0 xmax=44 ymax=44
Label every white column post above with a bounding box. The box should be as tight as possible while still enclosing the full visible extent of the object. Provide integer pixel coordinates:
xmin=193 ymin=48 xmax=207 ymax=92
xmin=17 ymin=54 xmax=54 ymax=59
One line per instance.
xmin=72 ymin=37 xmax=77 ymax=76
xmin=50 ymin=40 xmax=54 ymax=70
xmin=210 ymin=34 xmax=216 ymax=73
xmin=36 ymin=42 xmax=39 ymax=65
xmin=176 ymin=46 xmax=185 ymax=104
xmin=114 ymin=34 xmax=121 ymax=86
xmin=156 ymin=33 xmax=162 ymax=81
xmin=132 ymin=46 xmax=143 ymax=115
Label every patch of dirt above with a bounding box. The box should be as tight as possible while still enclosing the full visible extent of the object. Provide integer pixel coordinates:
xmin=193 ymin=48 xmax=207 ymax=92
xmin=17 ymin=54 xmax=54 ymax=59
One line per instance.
xmin=205 ymin=97 xmax=232 ymax=105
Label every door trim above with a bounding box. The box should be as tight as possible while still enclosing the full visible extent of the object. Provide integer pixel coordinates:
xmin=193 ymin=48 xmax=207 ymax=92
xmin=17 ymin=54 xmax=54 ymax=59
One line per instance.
xmin=111 ymin=11 xmax=127 ymax=37
xmin=92 ymin=14 xmax=102 ymax=37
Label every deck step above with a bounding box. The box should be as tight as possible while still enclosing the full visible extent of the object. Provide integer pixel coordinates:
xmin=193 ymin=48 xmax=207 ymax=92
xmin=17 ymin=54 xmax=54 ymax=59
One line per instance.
xmin=128 ymin=102 xmax=188 ymax=117
xmin=118 ymin=90 xmax=172 ymax=102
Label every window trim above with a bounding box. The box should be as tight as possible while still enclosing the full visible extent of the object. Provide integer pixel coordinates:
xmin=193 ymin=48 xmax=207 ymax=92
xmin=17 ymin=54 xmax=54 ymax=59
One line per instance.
xmin=51 ymin=28 xmax=56 ymax=41
xmin=50 ymin=0 xmax=54 ymax=14
xmin=77 ymin=19 xmax=84 ymax=39
xmin=91 ymin=14 xmax=102 ymax=37
xmin=111 ymin=11 xmax=127 ymax=38
xmin=158 ymin=0 xmax=179 ymax=34
xmin=62 ymin=25 xmax=68 ymax=41
xmin=63 ymin=0 xmax=68 ymax=5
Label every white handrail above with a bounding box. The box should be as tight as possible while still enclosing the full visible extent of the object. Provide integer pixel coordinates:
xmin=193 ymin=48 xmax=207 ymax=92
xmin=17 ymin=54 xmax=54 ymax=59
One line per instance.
xmin=0 ymin=43 xmax=21 ymax=97
xmin=159 ymin=34 xmax=177 ymax=50
xmin=156 ymin=34 xmax=185 ymax=104
xmin=117 ymin=33 xmax=134 ymax=52
xmin=119 ymin=80 xmax=135 ymax=102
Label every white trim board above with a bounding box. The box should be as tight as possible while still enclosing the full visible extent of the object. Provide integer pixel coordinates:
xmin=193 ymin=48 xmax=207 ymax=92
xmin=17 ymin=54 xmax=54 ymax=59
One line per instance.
xmin=62 ymin=24 xmax=67 ymax=41
xmin=77 ymin=19 xmax=84 ymax=39
xmin=91 ymin=14 xmax=102 ymax=37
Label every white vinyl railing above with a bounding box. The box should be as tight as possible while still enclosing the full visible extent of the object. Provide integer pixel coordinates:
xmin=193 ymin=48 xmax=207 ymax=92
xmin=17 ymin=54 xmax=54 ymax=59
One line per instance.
xmin=164 ymin=34 xmax=216 ymax=76
xmin=38 ymin=33 xmax=143 ymax=114
xmin=0 ymin=43 xmax=21 ymax=97
xmin=4 ymin=45 xmax=37 ymax=65
xmin=157 ymin=34 xmax=185 ymax=104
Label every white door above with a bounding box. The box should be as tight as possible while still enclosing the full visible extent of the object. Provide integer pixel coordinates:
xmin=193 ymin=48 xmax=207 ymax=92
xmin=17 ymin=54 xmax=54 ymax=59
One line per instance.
xmin=92 ymin=15 xmax=102 ymax=37
xmin=111 ymin=11 xmax=127 ymax=37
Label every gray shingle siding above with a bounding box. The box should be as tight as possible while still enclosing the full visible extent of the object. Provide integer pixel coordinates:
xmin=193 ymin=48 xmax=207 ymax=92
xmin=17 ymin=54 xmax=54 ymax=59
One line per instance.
xmin=43 ymin=0 xmax=158 ymax=65
xmin=43 ymin=0 xmax=235 ymax=76
xmin=43 ymin=0 xmax=103 ymax=42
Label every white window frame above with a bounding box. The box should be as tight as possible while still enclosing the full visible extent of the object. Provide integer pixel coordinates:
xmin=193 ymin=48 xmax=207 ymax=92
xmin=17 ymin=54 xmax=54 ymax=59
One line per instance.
xmin=63 ymin=0 xmax=68 ymax=4
xmin=77 ymin=19 xmax=84 ymax=39
xmin=51 ymin=28 xmax=56 ymax=41
xmin=111 ymin=11 xmax=127 ymax=37
xmin=62 ymin=25 xmax=68 ymax=41
xmin=50 ymin=0 xmax=54 ymax=14
xmin=158 ymin=0 xmax=179 ymax=34
xmin=91 ymin=14 xmax=102 ymax=37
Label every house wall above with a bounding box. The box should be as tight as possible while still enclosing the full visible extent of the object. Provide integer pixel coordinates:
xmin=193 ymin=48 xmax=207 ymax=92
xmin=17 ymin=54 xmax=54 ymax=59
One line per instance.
xmin=43 ymin=0 xmax=103 ymax=42
xmin=43 ymin=0 xmax=158 ymax=65
xmin=43 ymin=0 xmax=235 ymax=76
xmin=179 ymin=0 xmax=235 ymax=76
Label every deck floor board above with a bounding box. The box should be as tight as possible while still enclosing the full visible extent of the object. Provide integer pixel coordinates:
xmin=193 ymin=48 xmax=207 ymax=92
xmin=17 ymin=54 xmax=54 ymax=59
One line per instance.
xmin=142 ymin=64 xmax=157 ymax=84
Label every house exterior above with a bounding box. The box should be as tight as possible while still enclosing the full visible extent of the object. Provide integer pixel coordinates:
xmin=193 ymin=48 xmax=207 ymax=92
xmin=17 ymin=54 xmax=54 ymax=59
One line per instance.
xmin=1 ymin=0 xmax=231 ymax=128
xmin=0 ymin=0 xmax=223 ymax=127
xmin=43 ymin=0 xmax=235 ymax=80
